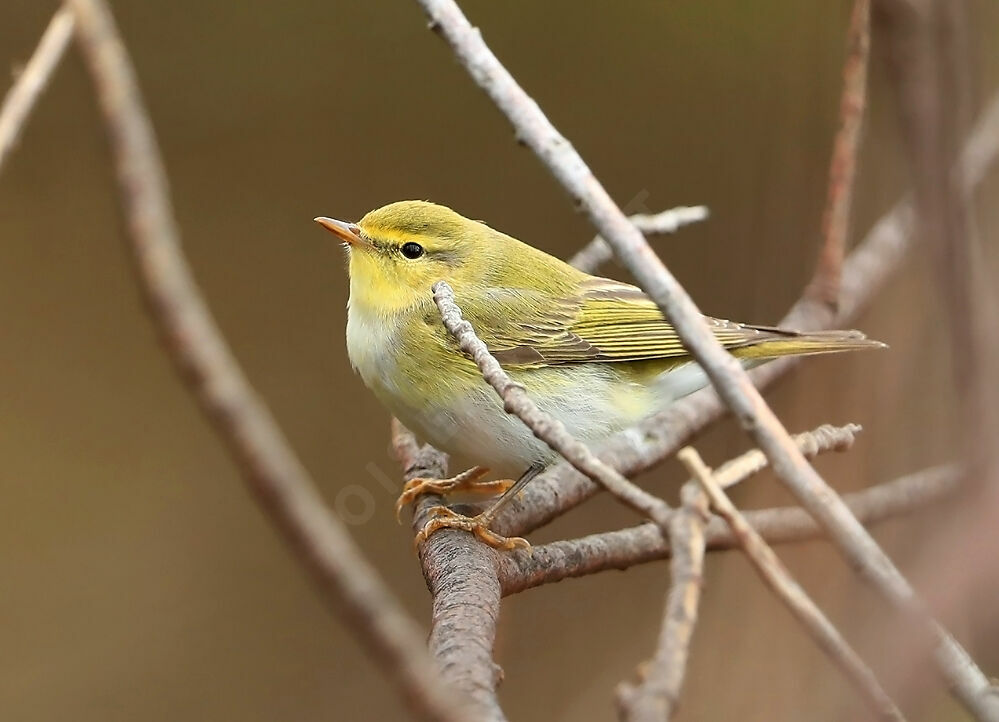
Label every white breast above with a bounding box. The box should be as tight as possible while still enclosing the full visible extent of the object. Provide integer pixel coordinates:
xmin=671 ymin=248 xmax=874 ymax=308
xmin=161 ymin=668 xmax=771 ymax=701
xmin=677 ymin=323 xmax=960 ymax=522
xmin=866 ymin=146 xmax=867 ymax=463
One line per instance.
xmin=346 ymin=297 xmax=721 ymax=477
xmin=345 ymin=300 xmax=399 ymax=395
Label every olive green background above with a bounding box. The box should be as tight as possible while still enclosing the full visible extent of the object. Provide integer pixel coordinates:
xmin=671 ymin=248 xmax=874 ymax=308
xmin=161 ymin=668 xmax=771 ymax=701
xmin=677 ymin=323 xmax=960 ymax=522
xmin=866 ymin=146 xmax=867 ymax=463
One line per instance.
xmin=2 ymin=1 xmax=998 ymax=720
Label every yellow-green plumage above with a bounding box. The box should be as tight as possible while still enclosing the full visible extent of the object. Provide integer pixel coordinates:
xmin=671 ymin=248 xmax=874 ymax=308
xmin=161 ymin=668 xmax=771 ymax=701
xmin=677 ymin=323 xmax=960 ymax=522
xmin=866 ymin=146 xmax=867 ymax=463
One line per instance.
xmin=323 ymin=200 xmax=883 ymax=475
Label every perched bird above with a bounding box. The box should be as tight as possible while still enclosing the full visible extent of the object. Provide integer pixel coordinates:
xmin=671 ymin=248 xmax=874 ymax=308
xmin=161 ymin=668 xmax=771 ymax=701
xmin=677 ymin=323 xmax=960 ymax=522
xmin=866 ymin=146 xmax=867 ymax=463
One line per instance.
xmin=316 ymin=201 xmax=882 ymax=549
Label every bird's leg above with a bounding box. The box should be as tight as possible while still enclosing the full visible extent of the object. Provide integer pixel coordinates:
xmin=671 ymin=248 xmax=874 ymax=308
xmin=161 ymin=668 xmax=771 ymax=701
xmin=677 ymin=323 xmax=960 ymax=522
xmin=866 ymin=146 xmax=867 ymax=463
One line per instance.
xmin=414 ymin=463 xmax=545 ymax=551
xmin=395 ymin=465 xmax=514 ymax=522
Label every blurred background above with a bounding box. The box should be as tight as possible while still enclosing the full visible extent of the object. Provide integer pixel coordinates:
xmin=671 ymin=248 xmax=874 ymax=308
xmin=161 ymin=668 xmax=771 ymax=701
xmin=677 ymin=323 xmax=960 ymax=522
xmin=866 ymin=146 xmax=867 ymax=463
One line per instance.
xmin=2 ymin=1 xmax=998 ymax=720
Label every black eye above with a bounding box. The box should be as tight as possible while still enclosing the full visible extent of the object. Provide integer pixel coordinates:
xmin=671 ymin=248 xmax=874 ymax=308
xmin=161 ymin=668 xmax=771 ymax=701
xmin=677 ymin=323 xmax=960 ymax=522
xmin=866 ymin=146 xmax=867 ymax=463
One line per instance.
xmin=400 ymin=242 xmax=424 ymax=259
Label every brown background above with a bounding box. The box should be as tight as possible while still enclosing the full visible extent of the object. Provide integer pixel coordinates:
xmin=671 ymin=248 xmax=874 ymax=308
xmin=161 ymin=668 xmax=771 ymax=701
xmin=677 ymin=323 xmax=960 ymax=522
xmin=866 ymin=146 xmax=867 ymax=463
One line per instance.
xmin=2 ymin=1 xmax=998 ymax=720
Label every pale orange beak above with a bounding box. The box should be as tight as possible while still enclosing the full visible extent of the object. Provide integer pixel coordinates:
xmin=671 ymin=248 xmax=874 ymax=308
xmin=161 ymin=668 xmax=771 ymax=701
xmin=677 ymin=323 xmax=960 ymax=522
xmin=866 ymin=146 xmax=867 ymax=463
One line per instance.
xmin=314 ymin=216 xmax=365 ymax=246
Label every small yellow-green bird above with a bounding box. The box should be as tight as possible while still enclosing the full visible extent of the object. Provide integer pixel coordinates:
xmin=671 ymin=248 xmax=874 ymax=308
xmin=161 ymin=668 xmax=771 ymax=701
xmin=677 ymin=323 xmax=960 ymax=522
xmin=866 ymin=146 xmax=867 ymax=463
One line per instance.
xmin=316 ymin=201 xmax=882 ymax=549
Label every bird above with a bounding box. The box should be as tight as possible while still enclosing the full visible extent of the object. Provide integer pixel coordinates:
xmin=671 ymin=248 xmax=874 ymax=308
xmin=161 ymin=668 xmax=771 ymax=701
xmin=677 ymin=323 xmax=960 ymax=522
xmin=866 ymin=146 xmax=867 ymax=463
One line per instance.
xmin=315 ymin=200 xmax=883 ymax=550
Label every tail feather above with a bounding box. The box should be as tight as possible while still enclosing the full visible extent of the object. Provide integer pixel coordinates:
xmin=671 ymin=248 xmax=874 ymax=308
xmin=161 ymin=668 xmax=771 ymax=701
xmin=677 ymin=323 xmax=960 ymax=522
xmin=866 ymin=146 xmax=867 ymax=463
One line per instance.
xmin=730 ymin=327 xmax=887 ymax=360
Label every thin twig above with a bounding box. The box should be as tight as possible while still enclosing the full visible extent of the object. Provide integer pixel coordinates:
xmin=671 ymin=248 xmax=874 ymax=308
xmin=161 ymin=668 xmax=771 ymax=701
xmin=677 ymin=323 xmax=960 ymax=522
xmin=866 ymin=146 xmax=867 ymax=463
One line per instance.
xmin=712 ymin=423 xmax=861 ymax=490
xmin=391 ymin=421 xmax=508 ymax=722
xmin=0 ymin=7 xmax=74 ymax=178
xmin=569 ymin=206 xmax=709 ymax=274
xmin=68 ymin=2 xmax=467 ymax=720
xmin=686 ymin=448 xmax=906 ymax=722
xmin=807 ymin=0 xmax=871 ymax=309
xmin=619 ymin=476 xmax=709 ymax=722
xmin=414 ymin=4 xmax=995 ymax=711
xmin=433 ymin=281 xmax=674 ymax=529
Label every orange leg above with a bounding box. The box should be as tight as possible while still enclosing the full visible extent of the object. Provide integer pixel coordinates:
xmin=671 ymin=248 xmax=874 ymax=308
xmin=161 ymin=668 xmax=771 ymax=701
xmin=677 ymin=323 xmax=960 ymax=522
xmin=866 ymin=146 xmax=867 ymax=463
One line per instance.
xmin=411 ymin=463 xmax=545 ymax=552
xmin=414 ymin=506 xmax=530 ymax=551
xmin=394 ymin=466 xmax=515 ymax=522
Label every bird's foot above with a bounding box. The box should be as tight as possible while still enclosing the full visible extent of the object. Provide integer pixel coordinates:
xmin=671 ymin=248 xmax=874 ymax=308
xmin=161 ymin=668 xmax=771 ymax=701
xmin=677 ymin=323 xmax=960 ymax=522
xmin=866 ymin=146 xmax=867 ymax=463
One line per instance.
xmin=395 ymin=466 xmax=514 ymax=521
xmin=414 ymin=506 xmax=530 ymax=551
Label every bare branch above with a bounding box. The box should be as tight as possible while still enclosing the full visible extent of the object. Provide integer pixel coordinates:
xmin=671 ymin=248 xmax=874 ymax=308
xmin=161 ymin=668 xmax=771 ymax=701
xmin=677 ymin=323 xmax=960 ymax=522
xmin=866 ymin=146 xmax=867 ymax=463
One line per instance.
xmin=498 ymin=465 xmax=960 ymax=595
xmin=687 ymin=448 xmax=906 ymax=722
xmin=619 ymin=476 xmax=708 ymax=722
xmin=392 ymin=422 xmax=508 ymax=722
xmin=807 ymin=0 xmax=871 ymax=309
xmin=67 ymin=2 xmax=468 ymax=719
xmin=0 ymin=7 xmax=74 ymax=178
xmin=569 ymin=206 xmax=709 ymax=274
xmin=433 ymin=280 xmax=674 ymax=530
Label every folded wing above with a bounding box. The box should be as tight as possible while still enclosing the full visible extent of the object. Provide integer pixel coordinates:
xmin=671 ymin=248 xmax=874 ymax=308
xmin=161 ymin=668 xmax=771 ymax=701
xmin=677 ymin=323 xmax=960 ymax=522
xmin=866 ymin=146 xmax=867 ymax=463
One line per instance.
xmin=465 ymin=277 xmax=882 ymax=369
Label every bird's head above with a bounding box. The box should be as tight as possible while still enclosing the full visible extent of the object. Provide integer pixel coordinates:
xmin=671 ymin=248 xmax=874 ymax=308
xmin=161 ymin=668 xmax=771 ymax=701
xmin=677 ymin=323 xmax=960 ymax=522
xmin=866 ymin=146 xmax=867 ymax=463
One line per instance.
xmin=316 ymin=200 xmax=513 ymax=315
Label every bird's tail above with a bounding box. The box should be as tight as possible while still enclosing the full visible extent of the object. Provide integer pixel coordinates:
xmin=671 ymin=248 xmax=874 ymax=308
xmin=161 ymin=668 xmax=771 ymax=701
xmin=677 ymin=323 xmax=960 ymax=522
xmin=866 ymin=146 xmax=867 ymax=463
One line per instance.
xmin=729 ymin=327 xmax=887 ymax=360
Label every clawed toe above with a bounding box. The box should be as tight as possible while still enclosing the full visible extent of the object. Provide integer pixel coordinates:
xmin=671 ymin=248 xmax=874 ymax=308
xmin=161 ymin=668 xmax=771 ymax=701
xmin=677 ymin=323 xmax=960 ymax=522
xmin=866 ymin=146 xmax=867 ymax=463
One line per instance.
xmin=414 ymin=506 xmax=530 ymax=551
xmin=395 ymin=466 xmax=508 ymax=522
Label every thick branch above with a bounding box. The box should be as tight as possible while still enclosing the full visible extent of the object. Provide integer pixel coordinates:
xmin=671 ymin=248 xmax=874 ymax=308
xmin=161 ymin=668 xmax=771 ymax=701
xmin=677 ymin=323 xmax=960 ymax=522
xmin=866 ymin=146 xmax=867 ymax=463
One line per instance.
xmin=392 ymin=422 xmax=507 ymax=722
xmin=68 ymin=2 xmax=466 ymax=720
xmin=688 ymin=448 xmax=905 ymax=722
xmin=0 ymin=7 xmax=74 ymax=178
xmin=498 ymin=465 xmax=960 ymax=595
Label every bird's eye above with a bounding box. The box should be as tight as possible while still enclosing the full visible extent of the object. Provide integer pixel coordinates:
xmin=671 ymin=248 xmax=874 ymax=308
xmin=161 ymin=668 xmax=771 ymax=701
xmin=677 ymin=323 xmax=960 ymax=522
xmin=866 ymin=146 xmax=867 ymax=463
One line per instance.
xmin=400 ymin=242 xmax=424 ymax=259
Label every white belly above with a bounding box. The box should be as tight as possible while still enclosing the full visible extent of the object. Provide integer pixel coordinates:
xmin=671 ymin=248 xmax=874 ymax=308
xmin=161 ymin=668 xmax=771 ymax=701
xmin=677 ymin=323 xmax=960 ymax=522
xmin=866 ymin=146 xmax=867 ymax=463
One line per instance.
xmin=346 ymin=303 xmax=716 ymax=475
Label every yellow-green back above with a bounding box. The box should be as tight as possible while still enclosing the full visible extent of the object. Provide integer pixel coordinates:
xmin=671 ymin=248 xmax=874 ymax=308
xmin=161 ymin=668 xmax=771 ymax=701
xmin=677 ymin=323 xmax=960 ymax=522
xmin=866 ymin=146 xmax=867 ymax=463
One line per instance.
xmin=343 ymin=200 xmax=883 ymax=371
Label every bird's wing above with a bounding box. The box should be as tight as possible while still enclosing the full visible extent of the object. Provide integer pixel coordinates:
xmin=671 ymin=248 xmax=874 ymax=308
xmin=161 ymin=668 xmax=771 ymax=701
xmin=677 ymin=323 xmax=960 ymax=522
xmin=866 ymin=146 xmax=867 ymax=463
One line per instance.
xmin=462 ymin=277 xmax=792 ymax=369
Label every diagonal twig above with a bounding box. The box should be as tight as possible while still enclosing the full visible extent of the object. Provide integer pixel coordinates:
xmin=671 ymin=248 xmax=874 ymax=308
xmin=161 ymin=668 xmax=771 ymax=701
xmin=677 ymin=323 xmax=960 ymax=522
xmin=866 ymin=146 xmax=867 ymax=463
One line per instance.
xmin=685 ymin=447 xmax=906 ymax=722
xmin=569 ymin=205 xmax=709 ymax=274
xmin=67 ymin=1 xmax=468 ymax=720
xmin=0 ymin=7 xmax=75 ymax=178
xmin=807 ymin=0 xmax=871 ymax=310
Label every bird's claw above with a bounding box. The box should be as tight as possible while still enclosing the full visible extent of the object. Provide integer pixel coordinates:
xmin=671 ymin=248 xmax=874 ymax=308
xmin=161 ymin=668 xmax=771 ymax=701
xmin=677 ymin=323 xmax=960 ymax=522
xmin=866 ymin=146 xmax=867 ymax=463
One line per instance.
xmin=414 ymin=506 xmax=530 ymax=551
xmin=394 ymin=466 xmax=515 ymax=522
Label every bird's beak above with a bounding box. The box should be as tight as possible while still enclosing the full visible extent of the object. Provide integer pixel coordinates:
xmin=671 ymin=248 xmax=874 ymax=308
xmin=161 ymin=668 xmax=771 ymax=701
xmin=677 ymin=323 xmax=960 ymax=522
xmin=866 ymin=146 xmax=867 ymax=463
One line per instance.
xmin=314 ymin=216 xmax=365 ymax=246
